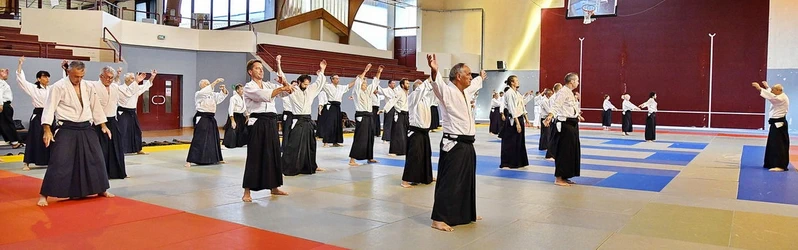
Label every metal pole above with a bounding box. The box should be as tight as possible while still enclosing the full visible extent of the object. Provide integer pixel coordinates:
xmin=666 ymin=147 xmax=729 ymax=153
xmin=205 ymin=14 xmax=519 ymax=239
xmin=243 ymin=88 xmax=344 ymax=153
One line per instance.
xmin=579 ymin=37 xmax=584 ymax=93
xmin=708 ymin=33 xmax=716 ymax=128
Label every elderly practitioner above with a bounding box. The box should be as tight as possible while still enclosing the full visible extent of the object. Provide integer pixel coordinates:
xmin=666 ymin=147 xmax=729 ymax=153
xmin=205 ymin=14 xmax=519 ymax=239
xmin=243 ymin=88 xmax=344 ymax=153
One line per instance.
xmin=380 ymin=80 xmax=397 ymax=143
xmin=349 ymin=64 xmax=383 ymax=166
xmin=389 ymin=79 xmax=410 ymax=156
xmin=223 ymin=84 xmax=249 ymax=148
xmin=544 ymin=73 xmax=584 ymax=186
xmin=753 ymin=81 xmax=791 ymax=172
xmin=0 ymin=67 xmax=22 ymax=149
xmin=538 ymin=88 xmax=553 ymax=151
xmin=621 ymin=93 xmax=640 ymax=136
xmin=321 ymin=74 xmax=354 ymax=147
xmin=499 ymin=75 xmax=529 ymax=169
xmin=639 ymin=92 xmax=658 ymax=142
xmin=489 ymin=92 xmax=502 ymax=135
xmin=242 ymin=57 xmax=292 ymax=202
xmin=316 ymin=89 xmax=328 ymax=138
xmin=184 ymin=78 xmax=228 ymax=168
xmin=38 ymin=61 xmax=115 ymax=207
xmin=602 ymin=94 xmax=618 ymax=130
xmin=117 ymin=69 xmax=153 ymax=154
xmin=427 ymin=54 xmax=486 ymax=232
xmin=372 ymin=88 xmax=383 ymax=137
xmin=282 ymin=60 xmax=328 ymax=176
xmin=16 ymin=57 xmax=52 ymax=170
xmin=401 ymin=78 xmax=435 ymax=188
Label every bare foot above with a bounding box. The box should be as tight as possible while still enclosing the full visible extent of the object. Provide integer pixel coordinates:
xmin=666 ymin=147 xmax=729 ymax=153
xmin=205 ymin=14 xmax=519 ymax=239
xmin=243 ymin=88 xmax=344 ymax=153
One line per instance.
xmin=368 ymin=159 xmax=379 ymax=163
xmin=432 ymin=178 xmax=437 ymax=182
xmin=554 ymin=180 xmax=571 ymax=186
xmin=349 ymin=159 xmax=359 ymax=166
xmin=184 ymin=163 xmax=191 ymax=168
xmin=136 ymin=151 xmax=147 ymax=155
xmin=242 ymin=189 xmax=253 ymax=202
xmin=270 ymin=188 xmax=288 ymax=195
xmin=476 ymin=216 xmax=483 ymax=220
xmin=388 ymin=153 xmax=397 ymax=157
xmin=37 ymin=196 xmax=48 ymax=207
xmin=431 ymin=221 xmax=454 ymax=232
xmin=22 ymin=164 xmax=30 ymax=171
xmin=769 ymin=168 xmax=786 ymax=172
xmin=565 ymin=179 xmax=576 ymax=184
xmin=219 ymin=160 xmax=226 ymax=164
xmin=323 ymin=143 xmax=329 ymax=148
xmin=401 ymin=181 xmax=412 ymax=188
xmin=316 ymin=168 xmax=326 ymax=172
xmin=100 ymin=191 xmax=115 ymax=197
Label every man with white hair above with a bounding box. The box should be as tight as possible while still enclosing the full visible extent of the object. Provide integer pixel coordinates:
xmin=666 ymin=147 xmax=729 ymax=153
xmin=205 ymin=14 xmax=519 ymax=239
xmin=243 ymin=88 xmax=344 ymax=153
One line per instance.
xmin=753 ymin=81 xmax=791 ymax=172
xmin=0 ymin=67 xmax=22 ymax=149
xmin=544 ymin=72 xmax=584 ymax=186
xmin=117 ymin=70 xmax=155 ymax=154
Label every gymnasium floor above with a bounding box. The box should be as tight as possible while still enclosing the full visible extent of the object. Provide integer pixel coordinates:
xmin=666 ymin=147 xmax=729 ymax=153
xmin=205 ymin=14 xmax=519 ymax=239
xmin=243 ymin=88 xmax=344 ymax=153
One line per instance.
xmin=2 ymin=124 xmax=798 ymax=249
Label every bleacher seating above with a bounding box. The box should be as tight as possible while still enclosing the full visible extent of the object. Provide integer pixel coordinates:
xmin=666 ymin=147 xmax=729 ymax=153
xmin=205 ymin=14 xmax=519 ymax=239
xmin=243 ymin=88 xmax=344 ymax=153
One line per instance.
xmin=258 ymin=44 xmax=428 ymax=81
xmin=0 ymin=26 xmax=90 ymax=61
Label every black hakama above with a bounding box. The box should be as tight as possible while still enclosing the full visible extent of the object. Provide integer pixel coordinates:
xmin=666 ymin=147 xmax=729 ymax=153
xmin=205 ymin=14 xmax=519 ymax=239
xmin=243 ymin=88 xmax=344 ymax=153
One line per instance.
xmin=402 ymin=126 xmax=433 ymax=184
xmin=316 ymin=104 xmax=328 ymax=138
xmin=186 ymin=112 xmax=223 ymax=165
xmin=645 ymin=113 xmax=656 ymax=141
xmin=602 ymin=109 xmax=612 ymax=127
xmin=281 ymin=111 xmax=293 ymax=150
xmin=282 ymin=115 xmax=318 ymax=176
xmin=117 ymin=107 xmax=143 ymax=153
xmin=24 ymin=108 xmax=49 ymax=166
xmin=322 ymin=101 xmax=344 ymax=144
xmin=498 ymin=108 xmax=511 ymax=139
xmin=382 ymin=107 xmax=396 ymax=141
xmin=349 ymin=111 xmax=375 ymax=160
xmin=372 ymin=106 xmax=381 ymax=137
xmin=764 ymin=117 xmax=790 ymax=170
xmin=389 ymin=111 xmax=409 ymax=155
xmin=430 ymin=106 xmax=441 ymax=130
xmin=554 ymin=118 xmax=581 ymax=179
xmin=500 ymin=116 xmax=529 ymax=169
xmin=223 ymin=113 xmax=249 ymax=148
xmin=539 ymin=118 xmax=551 ymax=151
xmin=243 ymin=113 xmax=283 ymax=191
xmin=96 ymin=117 xmax=126 ymax=179
xmin=489 ymin=107 xmax=501 ymax=134
xmin=431 ymin=134 xmax=477 ymax=226
xmin=40 ymin=121 xmax=110 ymax=198
xmin=622 ymin=111 xmax=633 ymax=133
xmin=0 ymin=101 xmax=20 ymax=143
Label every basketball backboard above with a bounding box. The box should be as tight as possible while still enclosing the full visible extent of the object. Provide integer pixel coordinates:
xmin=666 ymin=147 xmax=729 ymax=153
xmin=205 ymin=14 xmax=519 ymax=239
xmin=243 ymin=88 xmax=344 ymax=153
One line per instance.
xmin=566 ymin=0 xmax=617 ymax=18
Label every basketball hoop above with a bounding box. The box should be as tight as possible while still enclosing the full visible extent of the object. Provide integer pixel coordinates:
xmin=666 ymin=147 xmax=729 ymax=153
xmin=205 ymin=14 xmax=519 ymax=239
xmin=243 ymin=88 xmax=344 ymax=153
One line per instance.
xmin=582 ymin=5 xmax=596 ymax=25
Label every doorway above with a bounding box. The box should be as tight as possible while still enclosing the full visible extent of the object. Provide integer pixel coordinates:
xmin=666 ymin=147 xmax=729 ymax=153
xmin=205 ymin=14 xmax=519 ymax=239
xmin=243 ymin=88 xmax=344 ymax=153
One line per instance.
xmin=137 ymin=73 xmax=182 ymax=131
xmin=394 ymin=36 xmax=417 ymax=68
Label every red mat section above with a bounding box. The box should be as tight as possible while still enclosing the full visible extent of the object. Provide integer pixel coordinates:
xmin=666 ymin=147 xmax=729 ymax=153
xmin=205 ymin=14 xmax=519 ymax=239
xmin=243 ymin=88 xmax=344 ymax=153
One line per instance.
xmin=0 ymin=171 xmax=345 ymax=250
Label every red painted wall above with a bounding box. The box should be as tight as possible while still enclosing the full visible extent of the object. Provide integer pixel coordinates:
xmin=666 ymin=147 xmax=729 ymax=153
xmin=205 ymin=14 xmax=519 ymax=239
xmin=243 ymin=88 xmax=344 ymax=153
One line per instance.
xmin=540 ymin=0 xmax=769 ymax=129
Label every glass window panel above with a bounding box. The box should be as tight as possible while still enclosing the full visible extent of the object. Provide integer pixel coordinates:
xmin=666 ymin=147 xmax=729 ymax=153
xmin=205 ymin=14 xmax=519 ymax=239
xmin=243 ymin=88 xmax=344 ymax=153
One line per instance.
xmin=354 ymin=0 xmax=387 ymax=25
xmin=394 ymin=0 xmax=417 ymax=36
xmin=352 ymin=22 xmax=387 ymax=50
xmin=248 ymin=0 xmax=265 ymax=22
xmin=135 ymin=2 xmax=147 ymax=22
xmin=230 ymin=0 xmax=246 ymax=24
xmin=212 ymin=0 xmax=230 ymax=29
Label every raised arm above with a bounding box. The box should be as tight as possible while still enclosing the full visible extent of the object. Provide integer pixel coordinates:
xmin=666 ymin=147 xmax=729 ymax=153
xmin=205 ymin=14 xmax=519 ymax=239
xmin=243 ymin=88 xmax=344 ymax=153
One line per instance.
xmin=426 ymin=54 xmax=447 ymax=102
xmin=464 ymin=70 xmax=486 ymax=96
xmin=306 ymin=60 xmax=328 ymax=94
xmin=215 ymin=85 xmax=230 ymax=104
xmin=15 ymin=57 xmax=36 ymax=97
xmin=133 ymin=73 xmax=151 ymax=95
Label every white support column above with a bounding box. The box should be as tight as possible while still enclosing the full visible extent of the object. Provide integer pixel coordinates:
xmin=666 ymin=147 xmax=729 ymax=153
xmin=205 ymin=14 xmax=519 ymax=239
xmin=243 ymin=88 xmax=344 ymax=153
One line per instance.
xmin=708 ymin=33 xmax=716 ymax=128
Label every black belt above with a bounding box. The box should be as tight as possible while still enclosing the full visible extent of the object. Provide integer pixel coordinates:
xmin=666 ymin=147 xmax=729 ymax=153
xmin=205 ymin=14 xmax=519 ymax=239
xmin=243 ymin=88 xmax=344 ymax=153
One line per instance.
xmin=118 ymin=107 xmax=136 ymax=112
xmin=355 ymin=111 xmax=372 ymax=117
xmin=410 ymin=126 xmax=430 ymax=133
xmin=329 ymin=101 xmax=341 ymax=106
xmin=293 ymin=115 xmax=312 ymax=121
xmin=58 ymin=121 xmax=92 ymax=130
xmin=195 ymin=111 xmax=215 ymax=118
xmin=769 ymin=117 xmax=787 ymax=124
xmin=443 ymin=133 xmax=475 ymax=144
xmin=398 ymin=111 xmax=408 ymax=115
xmin=558 ymin=118 xmax=579 ymax=126
xmin=282 ymin=111 xmax=293 ymax=115
xmin=33 ymin=107 xmax=44 ymax=114
xmin=251 ymin=112 xmax=278 ymax=119
xmin=3 ymin=101 xmax=10 ymax=105
xmin=492 ymin=107 xmax=500 ymax=111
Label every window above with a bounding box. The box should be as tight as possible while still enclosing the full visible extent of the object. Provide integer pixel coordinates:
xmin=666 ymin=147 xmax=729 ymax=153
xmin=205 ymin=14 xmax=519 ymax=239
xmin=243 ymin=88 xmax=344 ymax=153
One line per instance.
xmin=212 ymin=0 xmax=230 ymax=29
xmin=352 ymin=1 xmax=388 ymax=49
xmin=394 ymin=0 xmax=417 ymax=37
xmin=179 ymin=0 xmax=275 ymax=29
xmin=135 ymin=2 xmax=147 ymax=22
xmin=249 ymin=0 xmax=275 ymax=22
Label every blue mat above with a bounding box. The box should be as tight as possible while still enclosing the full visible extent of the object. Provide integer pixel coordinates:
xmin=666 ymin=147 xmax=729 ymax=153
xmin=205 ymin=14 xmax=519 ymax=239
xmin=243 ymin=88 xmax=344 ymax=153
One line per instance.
xmin=737 ymin=145 xmax=798 ymax=205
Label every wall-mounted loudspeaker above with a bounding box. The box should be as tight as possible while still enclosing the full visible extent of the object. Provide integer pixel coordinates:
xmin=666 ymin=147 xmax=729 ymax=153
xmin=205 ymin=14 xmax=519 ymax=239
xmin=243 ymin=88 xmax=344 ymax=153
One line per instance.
xmin=497 ymin=61 xmax=506 ymax=71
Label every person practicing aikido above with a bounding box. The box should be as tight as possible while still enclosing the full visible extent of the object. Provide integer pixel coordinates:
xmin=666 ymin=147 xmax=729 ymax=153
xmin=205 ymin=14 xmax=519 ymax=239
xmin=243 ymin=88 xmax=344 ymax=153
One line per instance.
xmin=639 ymin=92 xmax=658 ymax=142
xmin=388 ymin=79 xmax=410 ymax=156
xmin=0 ymin=67 xmax=22 ymax=149
xmin=185 ymin=78 xmax=228 ymax=168
xmin=752 ymin=81 xmax=791 ymax=172
xmin=544 ymin=73 xmax=584 ymax=186
xmin=621 ymin=93 xmax=640 ymax=136
xmin=348 ymin=64 xmax=383 ymax=166
xmin=321 ymin=74 xmax=355 ymax=147
xmin=280 ymin=80 xmax=296 ymax=150
xmin=38 ymin=60 xmax=115 ymax=206
xmin=429 ymin=92 xmax=441 ymax=131
xmin=544 ymin=83 xmax=562 ymax=160
xmin=16 ymin=57 xmax=52 ymax=170
xmin=372 ymin=88 xmax=383 ymax=137
xmin=500 ymin=75 xmax=529 ymax=169
xmin=282 ymin=60 xmax=328 ymax=176
xmin=401 ymin=78 xmax=436 ymax=188
xmin=117 ymin=69 xmax=154 ymax=154
xmin=489 ymin=92 xmax=502 ymax=135
xmin=380 ymin=80 xmax=397 ymax=143
xmin=538 ymin=88 xmax=554 ymax=151
xmin=533 ymin=91 xmax=542 ymax=129
xmin=223 ymin=83 xmax=249 ymax=149
xmin=242 ymin=57 xmax=292 ymax=201
xmin=427 ymin=54 xmax=486 ymax=232
xmin=602 ymin=94 xmax=619 ymax=130
xmin=316 ymin=88 xmax=328 ymax=139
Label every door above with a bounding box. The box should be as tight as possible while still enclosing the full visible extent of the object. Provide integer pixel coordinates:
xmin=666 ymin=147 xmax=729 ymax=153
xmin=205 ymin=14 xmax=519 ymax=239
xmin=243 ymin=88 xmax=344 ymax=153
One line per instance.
xmin=137 ymin=74 xmax=182 ymax=131
xmin=393 ymin=36 xmax=417 ymax=68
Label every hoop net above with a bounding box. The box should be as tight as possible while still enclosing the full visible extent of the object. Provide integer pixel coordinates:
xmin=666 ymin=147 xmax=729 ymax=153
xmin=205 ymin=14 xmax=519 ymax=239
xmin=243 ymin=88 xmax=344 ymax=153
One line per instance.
xmin=582 ymin=5 xmax=596 ymax=24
